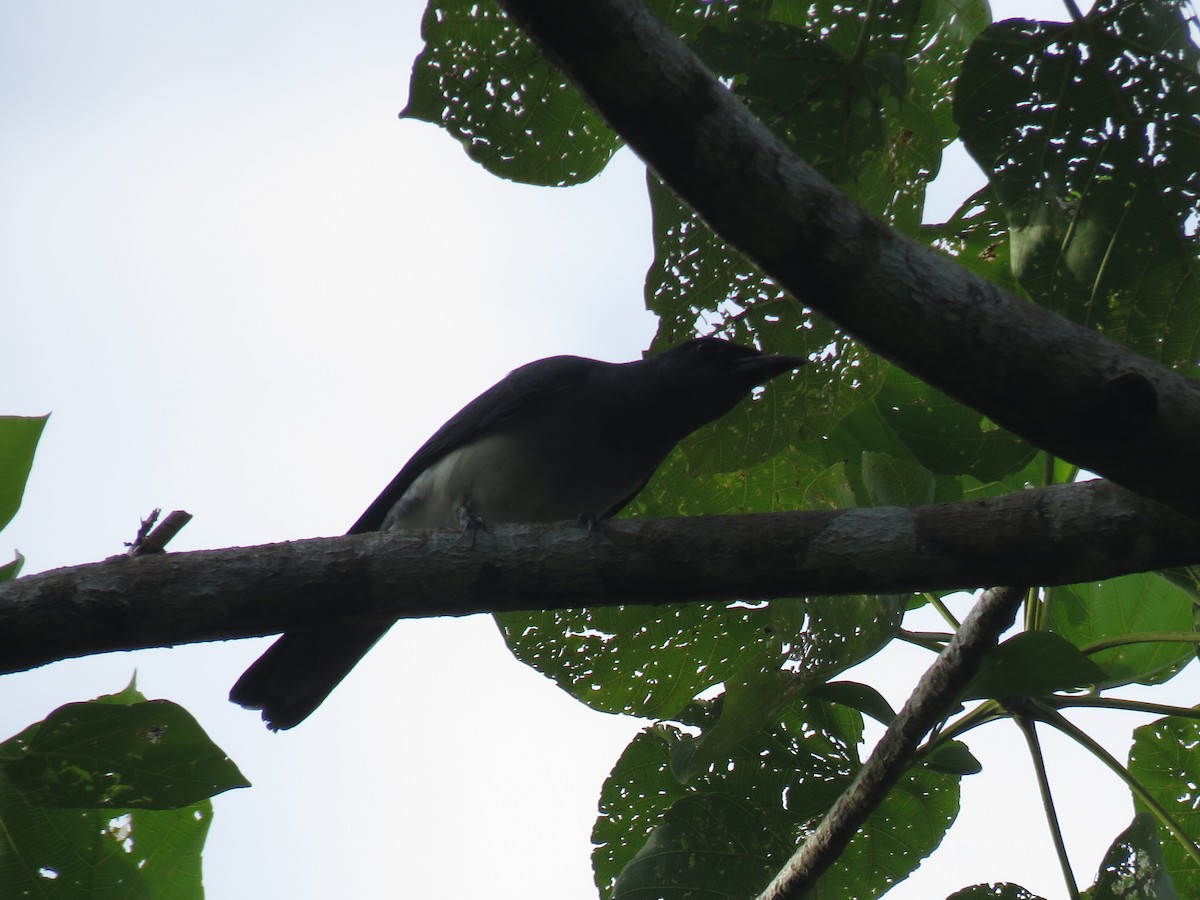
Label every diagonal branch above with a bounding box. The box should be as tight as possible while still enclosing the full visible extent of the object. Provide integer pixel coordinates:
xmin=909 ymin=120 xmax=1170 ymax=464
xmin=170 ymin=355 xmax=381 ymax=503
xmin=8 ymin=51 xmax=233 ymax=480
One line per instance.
xmin=756 ymin=585 xmax=1028 ymax=899
xmin=1 ymin=480 xmax=1196 ymax=676
xmin=493 ymin=0 xmax=1200 ymax=520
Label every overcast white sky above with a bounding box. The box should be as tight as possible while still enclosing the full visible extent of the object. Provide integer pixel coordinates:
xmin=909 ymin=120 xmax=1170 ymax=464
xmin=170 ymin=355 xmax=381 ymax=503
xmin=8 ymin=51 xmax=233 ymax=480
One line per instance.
xmin=3 ymin=1 xmax=1193 ymax=898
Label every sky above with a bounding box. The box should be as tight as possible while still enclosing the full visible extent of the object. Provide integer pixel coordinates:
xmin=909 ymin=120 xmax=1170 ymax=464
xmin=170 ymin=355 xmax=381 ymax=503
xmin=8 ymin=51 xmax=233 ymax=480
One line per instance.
xmin=2 ymin=1 xmax=1194 ymax=898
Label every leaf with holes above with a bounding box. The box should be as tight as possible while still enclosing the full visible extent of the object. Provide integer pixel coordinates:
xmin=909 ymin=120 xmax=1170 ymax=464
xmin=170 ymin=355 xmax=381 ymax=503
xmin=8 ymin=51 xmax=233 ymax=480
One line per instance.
xmin=956 ymin=1 xmax=1200 ymax=371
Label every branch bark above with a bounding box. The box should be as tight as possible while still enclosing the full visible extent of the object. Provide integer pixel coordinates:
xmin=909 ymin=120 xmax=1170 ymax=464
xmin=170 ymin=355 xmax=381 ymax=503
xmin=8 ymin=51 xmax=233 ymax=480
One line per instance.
xmin=2 ymin=480 xmax=1196 ymax=676
xmin=493 ymin=0 xmax=1200 ymax=520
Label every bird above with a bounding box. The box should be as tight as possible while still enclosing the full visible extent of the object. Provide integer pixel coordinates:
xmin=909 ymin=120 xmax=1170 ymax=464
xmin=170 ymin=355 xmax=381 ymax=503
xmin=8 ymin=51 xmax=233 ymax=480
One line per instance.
xmin=230 ymin=336 xmax=804 ymax=729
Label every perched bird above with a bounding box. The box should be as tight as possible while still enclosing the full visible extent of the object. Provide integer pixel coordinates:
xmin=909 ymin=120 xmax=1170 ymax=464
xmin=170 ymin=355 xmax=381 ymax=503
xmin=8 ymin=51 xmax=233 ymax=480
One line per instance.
xmin=230 ymin=337 xmax=804 ymax=729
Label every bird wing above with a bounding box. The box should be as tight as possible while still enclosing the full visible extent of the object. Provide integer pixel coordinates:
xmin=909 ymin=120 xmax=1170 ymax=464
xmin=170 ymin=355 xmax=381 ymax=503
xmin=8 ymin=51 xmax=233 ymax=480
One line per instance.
xmin=348 ymin=355 xmax=601 ymax=534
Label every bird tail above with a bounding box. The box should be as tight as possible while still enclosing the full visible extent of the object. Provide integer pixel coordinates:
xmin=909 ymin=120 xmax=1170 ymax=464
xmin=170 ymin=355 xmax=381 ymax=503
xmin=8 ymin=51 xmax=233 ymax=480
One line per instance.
xmin=229 ymin=621 xmax=391 ymax=730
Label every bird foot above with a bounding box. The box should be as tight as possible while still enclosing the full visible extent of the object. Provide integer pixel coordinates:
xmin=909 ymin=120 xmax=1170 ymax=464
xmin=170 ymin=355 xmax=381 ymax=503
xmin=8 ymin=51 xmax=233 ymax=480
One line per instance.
xmin=457 ymin=504 xmax=486 ymax=547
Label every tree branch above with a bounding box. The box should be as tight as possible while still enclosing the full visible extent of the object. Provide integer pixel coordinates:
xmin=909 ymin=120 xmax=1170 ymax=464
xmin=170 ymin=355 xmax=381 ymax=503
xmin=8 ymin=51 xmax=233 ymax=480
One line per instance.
xmin=2 ymin=480 xmax=1196 ymax=675
xmin=493 ymin=0 xmax=1200 ymax=520
xmin=756 ymin=585 xmax=1027 ymax=899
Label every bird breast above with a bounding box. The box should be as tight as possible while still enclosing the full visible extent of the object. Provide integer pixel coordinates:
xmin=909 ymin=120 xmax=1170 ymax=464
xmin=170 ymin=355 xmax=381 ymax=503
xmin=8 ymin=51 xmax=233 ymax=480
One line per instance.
xmin=380 ymin=429 xmax=656 ymax=531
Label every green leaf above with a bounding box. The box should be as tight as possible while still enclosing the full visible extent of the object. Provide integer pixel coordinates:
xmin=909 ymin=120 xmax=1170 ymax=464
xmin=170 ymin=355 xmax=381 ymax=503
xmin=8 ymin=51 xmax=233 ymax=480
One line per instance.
xmin=693 ymin=21 xmax=888 ymax=189
xmin=643 ymin=0 xmax=988 ymax=374
xmin=622 ymin=439 xmax=815 ymax=522
xmin=1090 ymin=812 xmax=1179 ymax=900
xmin=1128 ymin=716 xmax=1200 ymax=897
xmin=863 ymin=50 xmax=907 ymax=104
xmin=2 ymin=698 xmax=249 ymax=810
xmin=497 ymin=593 xmax=900 ymax=724
xmin=0 ymin=550 xmax=24 ymax=582
xmin=923 ymin=740 xmax=983 ymax=777
xmin=796 ymin=404 xmax=964 ymax=508
xmin=801 ymin=394 xmax=908 ymax=464
xmin=874 ymin=368 xmax=1035 ymax=482
xmin=668 ymin=380 xmax=807 ymax=481
xmin=640 ymin=1 xmax=986 ymax=446
xmin=673 ymin=594 xmax=902 ymax=781
xmin=807 ymin=680 xmax=897 ymax=727
xmin=402 ymin=0 xmax=619 ymax=185
xmin=811 ymin=761 xmax=962 ymax=898
xmin=800 ymin=461 xmax=861 ymax=511
xmin=644 ymin=177 xmax=885 ymax=450
xmin=686 ymin=0 xmax=985 ymax=234
xmin=0 ymin=682 xmax=235 ymax=899
xmin=1050 ymin=574 xmax=1198 ymax=688
xmin=802 ymin=375 xmax=1034 ymax=507
xmin=961 ymin=632 xmax=1106 ymax=701
xmin=922 ymin=186 xmax=1022 ymax=293
xmin=593 ymin=699 xmax=861 ymax=900
xmin=764 ymin=594 xmax=905 ymax=685
xmin=670 ymin=667 xmax=799 ymax=783
xmin=496 ymin=602 xmax=779 ymax=719
xmin=0 ymin=414 xmax=48 ymax=533
xmin=0 ymin=775 xmax=212 ymax=900
xmin=595 ymin=694 xmax=959 ymax=900
xmin=947 ymin=884 xmax=1044 ymax=899
xmin=612 ymin=791 xmax=797 ymax=899
xmin=956 ymin=2 xmax=1200 ymax=372
xmin=861 ymin=451 xmax=936 ymax=507
xmin=94 ymin=675 xmax=145 ymax=707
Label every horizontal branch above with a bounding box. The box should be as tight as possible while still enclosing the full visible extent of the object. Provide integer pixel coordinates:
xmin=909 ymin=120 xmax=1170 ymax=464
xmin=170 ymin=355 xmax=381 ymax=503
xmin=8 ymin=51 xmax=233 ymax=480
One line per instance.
xmin=1 ymin=480 xmax=1197 ymax=675
xmin=495 ymin=0 xmax=1200 ymax=520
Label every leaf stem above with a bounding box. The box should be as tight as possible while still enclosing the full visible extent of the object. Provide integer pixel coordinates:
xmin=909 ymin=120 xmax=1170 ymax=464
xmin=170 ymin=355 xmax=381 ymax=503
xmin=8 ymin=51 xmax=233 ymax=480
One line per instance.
xmin=920 ymin=700 xmax=1005 ymax=750
xmin=1024 ymin=461 xmax=1052 ymax=636
xmin=898 ymin=630 xmax=950 ymax=652
xmin=1039 ymin=585 xmax=1058 ymax=632
xmin=1081 ymin=632 xmax=1200 ymax=654
xmin=927 ymin=593 xmax=961 ymax=630
xmin=1024 ymin=585 xmax=1040 ymax=631
xmin=1050 ymin=695 xmax=1200 ymax=720
xmin=1036 ymin=704 xmax=1200 ymax=868
xmin=1015 ymin=716 xmax=1080 ymax=898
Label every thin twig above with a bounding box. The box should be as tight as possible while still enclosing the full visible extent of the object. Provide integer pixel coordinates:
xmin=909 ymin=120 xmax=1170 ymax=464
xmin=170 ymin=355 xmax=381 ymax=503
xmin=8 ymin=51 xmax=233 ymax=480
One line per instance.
xmin=127 ymin=510 xmax=192 ymax=556
xmin=125 ymin=509 xmax=161 ymax=554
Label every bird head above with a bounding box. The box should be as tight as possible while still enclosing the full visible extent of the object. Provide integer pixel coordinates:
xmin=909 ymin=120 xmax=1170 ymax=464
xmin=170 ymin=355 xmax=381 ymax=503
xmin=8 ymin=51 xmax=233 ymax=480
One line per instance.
xmin=650 ymin=336 xmax=805 ymax=433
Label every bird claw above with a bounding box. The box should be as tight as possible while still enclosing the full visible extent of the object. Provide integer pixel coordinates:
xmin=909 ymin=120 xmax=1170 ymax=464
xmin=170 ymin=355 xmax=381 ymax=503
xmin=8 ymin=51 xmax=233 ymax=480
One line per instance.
xmin=578 ymin=513 xmax=602 ymax=536
xmin=457 ymin=504 xmax=486 ymax=547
